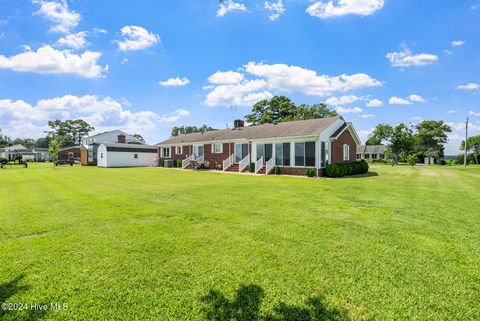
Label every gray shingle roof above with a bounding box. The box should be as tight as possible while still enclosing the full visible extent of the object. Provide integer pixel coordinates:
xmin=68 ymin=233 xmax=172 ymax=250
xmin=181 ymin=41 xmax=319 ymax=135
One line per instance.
xmin=157 ymin=116 xmax=341 ymax=145
xmin=101 ymin=143 xmax=158 ymax=149
xmin=357 ymin=145 xmax=387 ymax=154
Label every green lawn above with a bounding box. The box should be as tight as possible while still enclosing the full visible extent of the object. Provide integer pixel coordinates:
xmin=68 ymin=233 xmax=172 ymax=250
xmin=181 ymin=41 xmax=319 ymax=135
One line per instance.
xmin=0 ymin=164 xmax=479 ymax=320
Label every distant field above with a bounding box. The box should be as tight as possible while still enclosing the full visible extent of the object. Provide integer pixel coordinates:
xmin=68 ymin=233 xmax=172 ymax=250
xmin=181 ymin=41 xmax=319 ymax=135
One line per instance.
xmin=0 ymin=163 xmax=479 ymax=320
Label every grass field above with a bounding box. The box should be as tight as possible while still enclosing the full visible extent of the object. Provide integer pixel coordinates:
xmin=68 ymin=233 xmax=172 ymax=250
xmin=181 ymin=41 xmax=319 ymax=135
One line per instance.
xmin=0 ymin=163 xmax=479 ymax=320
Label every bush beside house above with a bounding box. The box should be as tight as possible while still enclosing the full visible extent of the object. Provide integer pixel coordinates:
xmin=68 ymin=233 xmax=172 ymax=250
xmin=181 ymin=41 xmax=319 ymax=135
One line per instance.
xmin=326 ymin=160 xmax=369 ymax=178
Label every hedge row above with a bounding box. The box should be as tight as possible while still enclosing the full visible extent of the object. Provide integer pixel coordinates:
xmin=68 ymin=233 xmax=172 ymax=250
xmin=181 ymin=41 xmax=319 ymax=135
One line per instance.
xmin=325 ymin=160 xmax=369 ymax=178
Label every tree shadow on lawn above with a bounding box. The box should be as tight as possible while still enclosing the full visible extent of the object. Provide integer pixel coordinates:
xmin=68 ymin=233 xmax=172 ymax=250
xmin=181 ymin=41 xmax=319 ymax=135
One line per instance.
xmin=0 ymin=274 xmax=49 ymax=321
xmin=201 ymin=284 xmax=355 ymax=321
xmin=346 ymin=172 xmax=379 ymax=179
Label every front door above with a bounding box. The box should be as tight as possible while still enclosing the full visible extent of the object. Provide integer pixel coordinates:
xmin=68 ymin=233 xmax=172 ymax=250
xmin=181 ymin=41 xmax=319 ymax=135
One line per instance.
xmin=235 ymin=143 xmax=249 ymax=163
xmin=194 ymin=145 xmax=204 ymax=159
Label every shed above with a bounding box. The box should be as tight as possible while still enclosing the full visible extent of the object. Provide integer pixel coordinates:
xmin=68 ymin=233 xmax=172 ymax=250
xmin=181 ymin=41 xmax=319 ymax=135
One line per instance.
xmin=97 ymin=143 xmax=158 ymax=168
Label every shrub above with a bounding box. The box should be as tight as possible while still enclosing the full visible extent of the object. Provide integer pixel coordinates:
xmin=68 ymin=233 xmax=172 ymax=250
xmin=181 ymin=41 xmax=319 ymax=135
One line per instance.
xmin=248 ymin=162 xmax=255 ymax=173
xmin=0 ymin=157 xmax=8 ymax=165
xmin=177 ymin=160 xmax=182 ymax=168
xmin=371 ymin=159 xmax=387 ymax=164
xmin=305 ymin=168 xmax=315 ymax=177
xmin=25 ymin=159 xmax=35 ymax=163
xmin=274 ymin=166 xmax=281 ymax=175
xmin=326 ymin=161 xmax=369 ymax=178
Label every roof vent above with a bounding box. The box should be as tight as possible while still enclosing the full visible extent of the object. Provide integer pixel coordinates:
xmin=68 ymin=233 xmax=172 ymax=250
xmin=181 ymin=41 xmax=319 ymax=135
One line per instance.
xmin=117 ymin=134 xmax=126 ymax=143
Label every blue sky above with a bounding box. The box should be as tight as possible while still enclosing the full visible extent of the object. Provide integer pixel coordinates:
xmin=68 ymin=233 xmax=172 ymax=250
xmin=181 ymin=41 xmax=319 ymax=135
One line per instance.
xmin=0 ymin=0 xmax=479 ymax=153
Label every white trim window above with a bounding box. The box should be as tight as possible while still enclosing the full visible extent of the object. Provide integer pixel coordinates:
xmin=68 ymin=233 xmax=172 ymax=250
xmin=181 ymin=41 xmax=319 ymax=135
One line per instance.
xmin=162 ymin=147 xmax=171 ymax=158
xmin=343 ymin=144 xmax=350 ymax=161
xmin=175 ymin=146 xmax=182 ymax=155
xmin=212 ymin=143 xmax=223 ymax=154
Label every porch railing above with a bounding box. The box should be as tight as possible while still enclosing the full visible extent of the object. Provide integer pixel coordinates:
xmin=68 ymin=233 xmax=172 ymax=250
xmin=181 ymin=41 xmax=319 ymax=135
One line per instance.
xmin=195 ymin=154 xmax=204 ymax=164
xmin=265 ymin=157 xmax=274 ymax=175
xmin=255 ymin=156 xmax=264 ymax=174
xmin=239 ymin=154 xmax=249 ymax=173
xmin=182 ymin=154 xmax=194 ymax=169
xmin=223 ymin=154 xmax=234 ymax=171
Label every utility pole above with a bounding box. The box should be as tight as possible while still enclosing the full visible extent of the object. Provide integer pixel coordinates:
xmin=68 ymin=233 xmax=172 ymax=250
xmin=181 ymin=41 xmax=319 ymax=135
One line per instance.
xmin=464 ymin=117 xmax=469 ymax=167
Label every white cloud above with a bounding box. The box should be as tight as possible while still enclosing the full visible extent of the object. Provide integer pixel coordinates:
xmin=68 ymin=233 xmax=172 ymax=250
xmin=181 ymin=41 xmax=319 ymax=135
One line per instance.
xmin=159 ymin=108 xmax=190 ymax=122
xmin=0 ymin=95 xmax=189 ymax=139
xmin=447 ymin=110 xmax=457 ymax=114
xmin=389 ymin=97 xmax=412 ymax=105
xmin=265 ymin=0 xmax=286 ymax=21
xmin=470 ymin=111 xmax=480 ymax=117
xmin=306 ymin=0 xmax=384 ymax=19
xmin=57 ymin=31 xmax=88 ymax=49
xmin=0 ymin=32 xmax=5 ymax=40
xmin=33 ymin=0 xmax=80 ymax=33
xmin=208 ymin=71 xmax=244 ymax=84
xmin=159 ymin=77 xmax=190 ymax=87
xmin=0 ymin=45 xmax=106 ymax=78
xmin=359 ymin=114 xmax=374 ymax=119
xmin=205 ymin=79 xmax=271 ymax=106
xmin=116 ymin=25 xmax=160 ymax=51
xmin=244 ymin=61 xmax=381 ymax=96
xmin=386 ymin=46 xmax=438 ymax=67
xmin=204 ymin=62 xmax=381 ymax=107
xmin=336 ymin=106 xmax=362 ymax=114
xmin=408 ymin=94 xmax=426 ymax=103
xmin=217 ymin=0 xmax=247 ymax=17
xmin=411 ymin=116 xmax=422 ymax=121
xmin=325 ymin=95 xmax=360 ymax=106
xmin=366 ymin=99 xmax=383 ymax=107
xmin=93 ymin=27 xmax=107 ymax=34
xmin=456 ymin=83 xmax=480 ymax=90
xmin=451 ymin=40 xmax=466 ymax=47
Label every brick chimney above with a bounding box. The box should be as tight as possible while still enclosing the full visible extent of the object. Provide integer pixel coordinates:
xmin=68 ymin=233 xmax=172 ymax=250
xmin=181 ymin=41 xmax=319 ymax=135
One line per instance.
xmin=117 ymin=134 xmax=126 ymax=143
xmin=234 ymin=119 xmax=244 ymax=129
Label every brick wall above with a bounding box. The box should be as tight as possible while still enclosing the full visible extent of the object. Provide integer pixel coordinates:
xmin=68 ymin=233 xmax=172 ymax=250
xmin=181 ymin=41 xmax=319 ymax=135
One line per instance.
xmin=159 ymin=145 xmax=192 ymax=163
xmin=331 ymin=129 xmax=357 ymax=163
xmin=204 ymin=143 xmax=234 ymax=169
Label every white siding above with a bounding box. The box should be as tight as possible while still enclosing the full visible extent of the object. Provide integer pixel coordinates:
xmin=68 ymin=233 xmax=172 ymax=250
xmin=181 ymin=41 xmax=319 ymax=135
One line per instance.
xmin=97 ymin=144 xmax=156 ymax=168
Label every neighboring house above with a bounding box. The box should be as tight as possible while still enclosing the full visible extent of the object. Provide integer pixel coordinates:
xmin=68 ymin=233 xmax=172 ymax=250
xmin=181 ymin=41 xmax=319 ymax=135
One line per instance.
xmin=0 ymin=144 xmax=35 ymax=161
xmin=82 ymin=130 xmax=144 ymax=166
xmin=97 ymin=143 xmax=158 ymax=168
xmin=32 ymin=148 xmax=51 ymax=162
xmin=357 ymin=145 xmax=387 ymax=161
xmin=82 ymin=130 xmax=142 ymax=147
xmin=156 ymin=116 xmax=360 ymax=176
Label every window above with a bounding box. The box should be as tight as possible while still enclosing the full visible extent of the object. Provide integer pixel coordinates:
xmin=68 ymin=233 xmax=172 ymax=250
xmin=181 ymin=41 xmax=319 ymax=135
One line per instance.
xmin=275 ymin=143 xmax=283 ymax=166
xmin=365 ymin=154 xmax=370 ymax=159
xmin=295 ymin=142 xmax=305 ymax=166
xmin=305 ymin=142 xmax=315 ymax=166
xmin=256 ymin=144 xmax=264 ymax=161
xmin=212 ymin=143 xmax=223 ymax=154
xmin=357 ymin=154 xmax=361 ymax=160
xmin=235 ymin=144 xmax=249 ymax=163
xmin=372 ymin=154 xmax=378 ymax=159
xmin=176 ymin=146 xmax=182 ymax=154
xmin=68 ymin=152 xmax=74 ymax=159
xmin=283 ymin=143 xmax=290 ymax=166
xmin=343 ymin=144 xmax=350 ymax=161
xmin=379 ymin=154 xmax=385 ymax=159
xmin=100 ymin=153 xmax=103 ymax=159
xmin=162 ymin=147 xmax=171 ymax=158
xmin=134 ymin=154 xmax=138 ymax=159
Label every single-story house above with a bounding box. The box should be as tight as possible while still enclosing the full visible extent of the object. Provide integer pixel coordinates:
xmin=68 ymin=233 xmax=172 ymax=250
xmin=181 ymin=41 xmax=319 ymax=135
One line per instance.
xmin=357 ymin=145 xmax=387 ymax=161
xmin=32 ymin=148 xmax=51 ymax=162
xmin=156 ymin=116 xmax=360 ymax=177
xmin=97 ymin=143 xmax=158 ymax=168
xmin=0 ymin=144 xmax=35 ymax=161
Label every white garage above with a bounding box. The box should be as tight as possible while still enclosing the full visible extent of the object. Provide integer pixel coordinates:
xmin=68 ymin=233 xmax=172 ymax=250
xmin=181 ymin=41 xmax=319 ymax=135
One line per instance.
xmin=97 ymin=143 xmax=158 ymax=168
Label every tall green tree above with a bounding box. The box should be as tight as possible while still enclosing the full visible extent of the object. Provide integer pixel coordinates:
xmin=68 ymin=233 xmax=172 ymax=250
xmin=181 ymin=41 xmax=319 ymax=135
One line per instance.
xmin=365 ymin=136 xmax=382 ymax=145
xmin=48 ymin=139 xmax=60 ymax=169
xmin=46 ymin=119 xmax=94 ymax=147
xmin=414 ymin=120 xmax=451 ymax=164
xmin=461 ymin=135 xmax=480 ymax=164
xmin=132 ymin=134 xmax=146 ymax=143
xmin=367 ymin=123 xmax=414 ymax=165
xmin=171 ymin=125 xmax=216 ymax=137
xmin=0 ymin=129 xmax=12 ymax=148
xmin=245 ymin=96 xmax=337 ymax=125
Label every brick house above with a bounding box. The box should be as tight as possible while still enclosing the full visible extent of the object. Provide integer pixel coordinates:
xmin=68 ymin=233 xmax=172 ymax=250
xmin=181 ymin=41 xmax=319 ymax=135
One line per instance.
xmin=156 ymin=116 xmax=360 ymax=177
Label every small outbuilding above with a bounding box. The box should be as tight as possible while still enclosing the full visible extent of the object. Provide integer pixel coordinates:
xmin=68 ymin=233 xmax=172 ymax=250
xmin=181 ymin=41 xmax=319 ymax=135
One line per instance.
xmin=97 ymin=143 xmax=158 ymax=168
